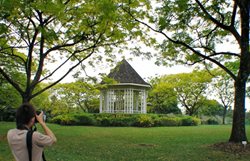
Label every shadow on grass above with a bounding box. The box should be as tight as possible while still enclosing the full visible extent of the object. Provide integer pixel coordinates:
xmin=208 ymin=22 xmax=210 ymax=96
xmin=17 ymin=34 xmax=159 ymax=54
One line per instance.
xmin=211 ymin=142 xmax=250 ymax=155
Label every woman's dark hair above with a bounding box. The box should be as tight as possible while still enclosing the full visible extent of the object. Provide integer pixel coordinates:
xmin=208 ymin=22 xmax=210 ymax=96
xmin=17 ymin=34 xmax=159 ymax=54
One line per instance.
xmin=16 ymin=103 xmax=36 ymax=129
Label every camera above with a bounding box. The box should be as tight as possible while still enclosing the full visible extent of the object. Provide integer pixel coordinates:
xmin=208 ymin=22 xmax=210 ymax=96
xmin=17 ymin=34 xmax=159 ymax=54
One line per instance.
xmin=35 ymin=110 xmax=46 ymax=122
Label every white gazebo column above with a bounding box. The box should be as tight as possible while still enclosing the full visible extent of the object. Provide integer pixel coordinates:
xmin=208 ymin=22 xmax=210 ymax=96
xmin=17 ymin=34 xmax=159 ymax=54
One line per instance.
xmin=135 ymin=91 xmax=139 ymax=113
xmin=111 ymin=89 xmax=115 ymax=113
xmin=141 ymin=90 xmax=147 ymax=114
xmin=100 ymin=91 xmax=103 ymax=113
xmin=130 ymin=88 xmax=134 ymax=113
xmin=125 ymin=89 xmax=128 ymax=113
xmin=107 ymin=90 xmax=111 ymax=113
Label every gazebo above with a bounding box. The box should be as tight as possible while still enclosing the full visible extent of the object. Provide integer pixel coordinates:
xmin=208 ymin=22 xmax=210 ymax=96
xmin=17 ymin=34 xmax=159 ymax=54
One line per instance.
xmin=99 ymin=59 xmax=151 ymax=114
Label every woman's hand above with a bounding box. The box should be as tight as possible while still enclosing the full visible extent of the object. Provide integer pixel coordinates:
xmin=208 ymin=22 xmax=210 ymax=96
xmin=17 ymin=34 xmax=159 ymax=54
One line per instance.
xmin=36 ymin=111 xmax=57 ymax=143
xmin=35 ymin=111 xmax=45 ymax=124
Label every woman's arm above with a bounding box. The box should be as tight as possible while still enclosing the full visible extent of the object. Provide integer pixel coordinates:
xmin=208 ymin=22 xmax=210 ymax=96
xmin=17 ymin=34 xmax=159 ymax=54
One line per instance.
xmin=36 ymin=111 xmax=57 ymax=143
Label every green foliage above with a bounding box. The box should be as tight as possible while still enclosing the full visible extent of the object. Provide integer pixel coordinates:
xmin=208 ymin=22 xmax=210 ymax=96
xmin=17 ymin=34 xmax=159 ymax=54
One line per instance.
xmin=149 ymin=0 xmax=249 ymax=141
xmin=73 ymin=113 xmax=96 ymax=125
xmin=51 ymin=114 xmax=76 ymax=125
xmin=181 ymin=116 xmax=201 ymax=126
xmin=199 ymin=99 xmax=224 ymax=116
xmin=157 ymin=71 xmax=213 ymax=116
xmin=245 ymin=111 xmax=250 ymax=125
xmin=247 ymin=86 xmax=250 ymax=98
xmin=50 ymin=113 xmax=201 ymax=127
xmin=31 ymin=83 xmax=51 ymax=111
xmin=206 ymin=118 xmax=220 ymax=125
xmin=51 ymin=113 xmax=95 ymax=126
xmin=0 ymin=106 xmax=16 ymax=121
xmin=95 ymin=113 xmax=137 ymax=127
xmin=0 ymin=0 xmax=150 ymax=102
xmin=0 ymin=82 xmax=22 ymax=110
xmin=134 ymin=114 xmax=154 ymax=127
xmin=200 ymin=115 xmax=223 ymax=125
xmin=155 ymin=0 xmax=235 ymax=67
xmin=148 ymin=77 xmax=180 ymax=114
xmin=48 ymin=80 xmax=100 ymax=115
xmin=156 ymin=117 xmax=182 ymax=126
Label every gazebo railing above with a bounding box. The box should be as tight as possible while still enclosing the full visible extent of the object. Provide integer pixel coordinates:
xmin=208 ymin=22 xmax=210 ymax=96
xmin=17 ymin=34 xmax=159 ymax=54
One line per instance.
xmin=101 ymin=109 xmax=146 ymax=114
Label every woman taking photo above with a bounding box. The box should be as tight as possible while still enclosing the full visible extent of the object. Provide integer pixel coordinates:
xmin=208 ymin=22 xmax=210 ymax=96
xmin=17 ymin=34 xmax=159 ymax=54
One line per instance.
xmin=7 ymin=103 xmax=57 ymax=161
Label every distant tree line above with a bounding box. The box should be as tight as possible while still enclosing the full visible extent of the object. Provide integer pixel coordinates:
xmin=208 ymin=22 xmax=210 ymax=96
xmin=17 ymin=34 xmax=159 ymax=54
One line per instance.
xmin=1 ymin=68 xmax=249 ymax=125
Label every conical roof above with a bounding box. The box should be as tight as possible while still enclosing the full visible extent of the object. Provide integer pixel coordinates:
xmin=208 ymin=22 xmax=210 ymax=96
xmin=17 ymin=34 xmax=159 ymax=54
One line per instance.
xmin=106 ymin=59 xmax=150 ymax=87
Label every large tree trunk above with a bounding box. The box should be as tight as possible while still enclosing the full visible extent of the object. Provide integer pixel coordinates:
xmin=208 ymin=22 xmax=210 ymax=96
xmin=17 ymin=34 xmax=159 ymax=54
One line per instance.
xmin=229 ymin=78 xmax=247 ymax=142
xmin=21 ymin=91 xmax=33 ymax=103
xmin=229 ymin=0 xmax=249 ymax=143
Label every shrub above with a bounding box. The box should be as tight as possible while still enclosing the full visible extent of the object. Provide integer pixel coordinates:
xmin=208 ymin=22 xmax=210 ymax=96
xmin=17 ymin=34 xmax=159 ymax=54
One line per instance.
xmin=157 ymin=117 xmax=182 ymax=126
xmin=181 ymin=116 xmax=201 ymax=126
xmin=200 ymin=116 xmax=221 ymax=125
xmin=50 ymin=115 xmax=62 ymax=124
xmin=74 ymin=113 xmax=95 ymax=125
xmin=0 ymin=106 xmax=16 ymax=121
xmin=51 ymin=113 xmax=201 ymax=127
xmin=55 ymin=114 xmax=76 ymax=125
xmin=133 ymin=115 xmax=154 ymax=127
xmin=94 ymin=113 xmax=137 ymax=126
xmin=110 ymin=117 xmax=136 ymax=126
xmin=206 ymin=118 xmax=219 ymax=125
xmin=192 ymin=117 xmax=201 ymax=126
xmin=98 ymin=117 xmax=112 ymax=126
xmin=51 ymin=113 xmax=94 ymax=125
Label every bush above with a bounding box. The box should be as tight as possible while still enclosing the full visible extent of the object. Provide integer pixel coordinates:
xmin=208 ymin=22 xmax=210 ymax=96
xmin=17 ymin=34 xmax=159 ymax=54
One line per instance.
xmin=95 ymin=114 xmax=137 ymax=126
xmin=200 ymin=116 xmax=221 ymax=125
xmin=50 ymin=113 xmax=201 ymax=127
xmin=157 ymin=117 xmax=182 ymax=126
xmin=181 ymin=116 xmax=201 ymax=126
xmin=0 ymin=106 xmax=16 ymax=121
xmin=133 ymin=115 xmax=154 ymax=127
xmin=97 ymin=117 xmax=111 ymax=126
xmin=55 ymin=114 xmax=76 ymax=125
xmin=74 ymin=113 xmax=95 ymax=125
xmin=206 ymin=118 xmax=220 ymax=125
xmin=51 ymin=113 xmax=95 ymax=126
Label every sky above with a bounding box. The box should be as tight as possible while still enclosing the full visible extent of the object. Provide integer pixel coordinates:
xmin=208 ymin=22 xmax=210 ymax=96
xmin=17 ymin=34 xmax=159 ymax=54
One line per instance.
xmin=82 ymin=56 xmax=194 ymax=82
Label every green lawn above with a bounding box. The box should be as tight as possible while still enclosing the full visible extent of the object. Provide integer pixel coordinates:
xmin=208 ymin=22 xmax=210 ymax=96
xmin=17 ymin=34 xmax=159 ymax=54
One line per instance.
xmin=1 ymin=122 xmax=250 ymax=161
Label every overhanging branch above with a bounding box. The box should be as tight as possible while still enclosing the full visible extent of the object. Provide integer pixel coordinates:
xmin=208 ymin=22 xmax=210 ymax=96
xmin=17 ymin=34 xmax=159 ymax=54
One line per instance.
xmin=125 ymin=8 xmax=237 ymax=81
xmin=195 ymin=0 xmax=241 ymax=43
xmin=0 ymin=68 xmax=24 ymax=94
xmin=30 ymin=48 xmax=96 ymax=99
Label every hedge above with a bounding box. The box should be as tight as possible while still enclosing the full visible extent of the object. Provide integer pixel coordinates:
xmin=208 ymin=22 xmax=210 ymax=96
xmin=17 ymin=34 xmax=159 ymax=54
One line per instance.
xmin=50 ymin=113 xmax=201 ymax=127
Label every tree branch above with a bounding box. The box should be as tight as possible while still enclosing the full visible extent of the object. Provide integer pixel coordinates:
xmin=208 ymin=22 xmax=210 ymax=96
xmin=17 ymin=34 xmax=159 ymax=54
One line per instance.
xmin=195 ymin=0 xmax=241 ymax=43
xmin=31 ymin=48 xmax=96 ymax=99
xmin=0 ymin=68 xmax=23 ymax=95
xmin=195 ymin=0 xmax=230 ymax=31
xmin=126 ymin=10 xmax=237 ymax=80
xmin=231 ymin=1 xmax=238 ymax=27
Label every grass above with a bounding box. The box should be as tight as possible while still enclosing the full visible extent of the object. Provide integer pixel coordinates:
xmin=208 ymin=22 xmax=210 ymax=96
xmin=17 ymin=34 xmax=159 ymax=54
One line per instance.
xmin=1 ymin=122 xmax=250 ymax=161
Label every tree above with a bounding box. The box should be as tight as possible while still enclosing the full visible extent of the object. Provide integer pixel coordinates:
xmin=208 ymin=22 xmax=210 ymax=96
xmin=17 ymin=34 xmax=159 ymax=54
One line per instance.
xmin=0 ymin=0 xmax=147 ymax=103
xmin=0 ymin=77 xmax=22 ymax=110
xmin=168 ymin=71 xmax=213 ymax=116
xmin=211 ymin=71 xmax=234 ymax=124
xmin=50 ymin=80 xmax=100 ymax=113
xmin=199 ymin=99 xmax=223 ymax=117
xmin=129 ymin=0 xmax=249 ymax=142
xmin=148 ymin=77 xmax=180 ymax=114
xmin=0 ymin=79 xmax=21 ymax=121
